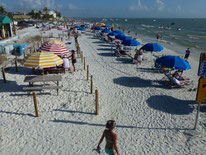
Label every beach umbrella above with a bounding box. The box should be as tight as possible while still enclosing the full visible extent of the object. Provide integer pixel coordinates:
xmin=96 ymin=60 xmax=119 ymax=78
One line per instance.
xmin=94 ymin=27 xmax=104 ymax=30
xmin=113 ymin=30 xmax=124 ymax=35
xmin=122 ymin=38 xmax=140 ymax=46
xmin=108 ymin=32 xmax=118 ymax=36
xmin=102 ymin=25 xmax=110 ymax=28
xmin=22 ymin=52 xmax=63 ymax=68
xmin=75 ymin=26 xmax=82 ymax=29
xmin=155 ymin=55 xmax=191 ymax=70
xmin=97 ymin=23 xmax=105 ymax=26
xmin=40 ymin=43 xmax=69 ymax=56
xmin=115 ymin=34 xmax=131 ymax=40
xmin=141 ymin=43 xmax=163 ymax=52
xmin=101 ymin=29 xmax=111 ymax=33
xmin=47 ymin=40 xmax=66 ymax=47
xmin=75 ymin=26 xmax=85 ymax=31
xmin=77 ymin=27 xmax=86 ymax=31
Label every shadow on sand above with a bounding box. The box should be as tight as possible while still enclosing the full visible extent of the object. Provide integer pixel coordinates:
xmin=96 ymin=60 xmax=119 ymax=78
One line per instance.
xmin=97 ymin=52 xmax=115 ymax=57
xmin=113 ymin=76 xmax=180 ymax=89
xmin=116 ymin=57 xmax=133 ymax=64
xmin=53 ymin=109 xmax=95 ymax=115
xmin=98 ymin=44 xmax=112 ymax=47
xmin=0 ymin=80 xmax=25 ymax=93
xmin=147 ymin=95 xmax=195 ymax=115
xmin=137 ymin=67 xmax=162 ymax=73
xmin=4 ymin=66 xmax=33 ymax=75
xmin=0 ymin=110 xmax=35 ymax=117
xmin=92 ymin=41 xmax=104 ymax=44
xmin=51 ymin=119 xmax=192 ymax=130
xmin=97 ymin=48 xmax=112 ymax=51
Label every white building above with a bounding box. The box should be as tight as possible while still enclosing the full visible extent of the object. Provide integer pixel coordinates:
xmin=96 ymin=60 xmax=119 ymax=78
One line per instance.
xmin=48 ymin=10 xmax=56 ymax=18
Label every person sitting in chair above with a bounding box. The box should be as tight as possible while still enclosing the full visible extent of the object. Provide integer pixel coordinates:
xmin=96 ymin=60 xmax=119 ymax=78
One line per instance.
xmin=172 ymin=74 xmax=192 ymax=86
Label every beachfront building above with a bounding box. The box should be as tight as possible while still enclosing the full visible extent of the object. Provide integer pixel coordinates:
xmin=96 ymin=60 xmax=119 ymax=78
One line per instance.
xmin=43 ymin=9 xmax=57 ymax=19
xmin=0 ymin=14 xmax=13 ymax=39
xmin=48 ymin=10 xmax=56 ymax=18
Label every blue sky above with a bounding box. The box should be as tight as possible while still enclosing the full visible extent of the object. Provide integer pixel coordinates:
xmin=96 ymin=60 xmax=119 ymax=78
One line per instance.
xmin=0 ymin=0 xmax=206 ymax=18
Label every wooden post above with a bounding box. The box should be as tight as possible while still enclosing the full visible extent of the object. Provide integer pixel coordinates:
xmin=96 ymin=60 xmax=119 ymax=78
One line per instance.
xmin=95 ymin=89 xmax=99 ymax=115
xmin=37 ymin=41 xmax=40 ymax=48
xmin=33 ymin=92 xmax=39 ymax=117
xmin=84 ymin=57 xmax=86 ymax=70
xmin=14 ymin=58 xmax=18 ymax=72
xmin=30 ymin=47 xmax=32 ymax=53
xmin=1 ymin=67 xmax=6 ymax=83
xmin=81 ymin=52 xmax=83 ymax=64
xmin=14 ymin=48 xmax=17 ymax=59
xmin=90 ymin=75 xmax=93 ymax=94
xmin=87 ymin=65 xmax=89 ymax=80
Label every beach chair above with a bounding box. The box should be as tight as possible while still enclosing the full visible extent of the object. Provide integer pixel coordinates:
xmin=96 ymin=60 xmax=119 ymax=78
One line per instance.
xmin=164 ymin=73 xmax=193 ymax=88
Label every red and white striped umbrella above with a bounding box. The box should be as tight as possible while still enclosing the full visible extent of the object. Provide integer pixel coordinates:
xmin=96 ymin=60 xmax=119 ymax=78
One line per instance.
xmin=39 ymin=43 xmax=69 ymax=56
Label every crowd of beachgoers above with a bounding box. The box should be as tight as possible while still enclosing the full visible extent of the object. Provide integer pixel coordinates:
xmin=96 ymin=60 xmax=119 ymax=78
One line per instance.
xmin=0 ymin=20 xmax=205 ymax=155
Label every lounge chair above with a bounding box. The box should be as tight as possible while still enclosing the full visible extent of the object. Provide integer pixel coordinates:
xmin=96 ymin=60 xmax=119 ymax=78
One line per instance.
xmin=164 ymin=73 xmax=193 ymax=88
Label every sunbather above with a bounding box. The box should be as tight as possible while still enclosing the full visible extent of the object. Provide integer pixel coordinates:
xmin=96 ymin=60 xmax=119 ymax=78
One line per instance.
xmin=172 ymin=70 xmax=189 ymax=81
xmin=133 ymin=49 xmax=143 ymax=65
xmin=172 ymin=74 xmax=192 ymax=86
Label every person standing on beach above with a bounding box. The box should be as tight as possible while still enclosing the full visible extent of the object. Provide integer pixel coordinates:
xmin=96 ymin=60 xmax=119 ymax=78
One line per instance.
xmin=69 ymin=50 xmax=77 ymax=72
xmin=156 ymin=33 xmax=161 ymax=41
xmin=184 ymin=48 xmax=191 ymax=61
xmin=67 ymin=32 xmax=71 ymax=40
xmin=97 ymin=120 xmax=120 ymax=155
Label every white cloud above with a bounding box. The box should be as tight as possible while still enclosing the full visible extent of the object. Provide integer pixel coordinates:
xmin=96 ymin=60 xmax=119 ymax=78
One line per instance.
xmin=17 ymin=0 xmax=56 ymax=10
xmin=156 ymin=0 xmax=165 ymax=11
xmin=129 ymin=0 xmax=148 ymax=11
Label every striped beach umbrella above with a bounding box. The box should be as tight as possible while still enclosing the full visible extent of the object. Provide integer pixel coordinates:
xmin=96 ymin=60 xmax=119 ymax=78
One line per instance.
xmin=22 ymin=52 xmax=63 ymax=68
xmin=47 ymin=40 xmax=66 ymax=47
xmin=39 ymin=43 xmax=69 ymax=56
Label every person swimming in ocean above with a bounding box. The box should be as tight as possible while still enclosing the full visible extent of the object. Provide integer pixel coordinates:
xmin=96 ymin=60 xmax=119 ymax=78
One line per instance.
xmin=97 ymin=120 xmax=120 ymax=155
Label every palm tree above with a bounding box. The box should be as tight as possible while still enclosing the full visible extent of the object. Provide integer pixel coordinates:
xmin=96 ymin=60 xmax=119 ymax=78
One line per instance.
xmin=0 ymin=6 xmax=6 ymax=15
xmin=43 ymin=7 xmax=48 ymax=14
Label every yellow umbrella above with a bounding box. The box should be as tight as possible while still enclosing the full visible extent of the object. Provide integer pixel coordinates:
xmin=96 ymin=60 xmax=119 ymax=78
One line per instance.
xmin=47 ymin=40 xmax=66 ymax=47
xmin=97 ymin=23 xmax=105 ymax=26
xmin=22 ymin=52 xmax=63 ymax=68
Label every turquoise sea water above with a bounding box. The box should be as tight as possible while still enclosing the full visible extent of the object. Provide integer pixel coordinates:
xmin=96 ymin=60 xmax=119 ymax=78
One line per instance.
xmin=84 ymin=18 xmax=206 ymax=59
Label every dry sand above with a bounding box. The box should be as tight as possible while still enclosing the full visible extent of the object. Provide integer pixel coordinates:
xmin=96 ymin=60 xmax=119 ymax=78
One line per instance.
xmin=0 ymin=27 xmax=206 ymax=155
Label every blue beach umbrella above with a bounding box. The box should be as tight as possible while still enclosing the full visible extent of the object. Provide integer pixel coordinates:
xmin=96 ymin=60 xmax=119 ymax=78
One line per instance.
xmin=75 ymin=26 xmax=82 ymax=29
xmin=155 ymin=55 xmax=191 ymax=70
xmin=115 ymin=35 xmax=131 ymax=40
xmin=113 ymin=30 xmax=124 ymax=35
xmin=94 ymin=27 xmax=104 ymax=30
xmin=141 ymin=43 xmax=163 ymax=52
xmin=108 ymin=32 xmax=118 ymax=36
xmin=101 ymin=29 xmax=111 ymax=33
xmin=122 ymin=39 xmax=141 ymax=46
xmin=102 ymin=25 xmax=110 ymax=28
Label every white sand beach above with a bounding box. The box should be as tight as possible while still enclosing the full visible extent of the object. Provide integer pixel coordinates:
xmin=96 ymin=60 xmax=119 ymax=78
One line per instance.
xmin=0 ymin=27 xmax=206 ymax=155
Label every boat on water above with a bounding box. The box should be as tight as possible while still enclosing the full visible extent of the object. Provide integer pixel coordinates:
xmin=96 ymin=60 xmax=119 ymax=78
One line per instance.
xmin=125 ymin=19 xmax=128 ymax=22
xmin=177 ymin=28 xmax=181 ymax=31
xmin=158 ymin=26 xmax=164 ymax=29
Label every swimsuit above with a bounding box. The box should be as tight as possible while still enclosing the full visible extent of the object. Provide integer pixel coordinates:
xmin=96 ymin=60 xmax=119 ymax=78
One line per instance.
xmin=105 ymin=147 xmax=115 ymax=155
xmin=105 ymin=139 xmax=115 ymax=155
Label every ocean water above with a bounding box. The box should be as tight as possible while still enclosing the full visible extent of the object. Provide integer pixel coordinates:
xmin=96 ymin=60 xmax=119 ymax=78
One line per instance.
xmin=84 ymin=18 xmax=206 ymax=60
